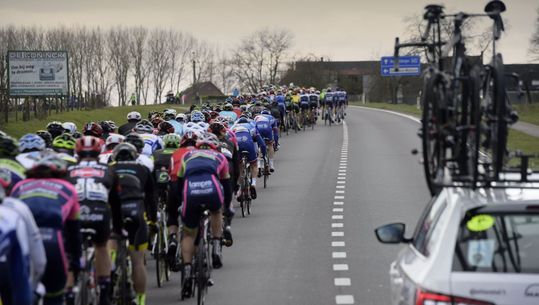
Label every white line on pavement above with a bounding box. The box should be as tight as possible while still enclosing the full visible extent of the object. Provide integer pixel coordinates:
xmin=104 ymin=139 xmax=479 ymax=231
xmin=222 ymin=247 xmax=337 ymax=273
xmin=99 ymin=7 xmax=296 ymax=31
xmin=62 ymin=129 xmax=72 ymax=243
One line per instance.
xmin=332 ymin=252 xmax=347 ymax=258
xmin=336 ymin=295 xmax=355 ymax=304
xmin=331 ymin=231 xmax=344 ymax=237
xmin=333 ymin=201 xmax=344 ymax=205
xmin=332 ymin=241 xmax=345 ymax=247
xmin=334 ymin=278 xmax=351 ymax=286
xmin=333 ymin=264 xmax=349 ymax=271
xmin=332 ymin=215 xmax=344 ymax=220
xmin=332 ymin=223 xmax=344 ymax=228
xmin=333 ymin=208 xmax=344 ymax=212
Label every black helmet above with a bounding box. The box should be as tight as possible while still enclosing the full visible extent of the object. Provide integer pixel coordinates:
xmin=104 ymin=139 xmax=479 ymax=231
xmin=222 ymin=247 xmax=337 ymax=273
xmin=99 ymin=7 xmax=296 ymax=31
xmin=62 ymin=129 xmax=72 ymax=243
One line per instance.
xmin=36 ymin=130 xmax=53 ymax=148
xmin=112 ymin=142 xmax=138 ymax=162
xmin=124 ymin=133 xmax=145 ymax=153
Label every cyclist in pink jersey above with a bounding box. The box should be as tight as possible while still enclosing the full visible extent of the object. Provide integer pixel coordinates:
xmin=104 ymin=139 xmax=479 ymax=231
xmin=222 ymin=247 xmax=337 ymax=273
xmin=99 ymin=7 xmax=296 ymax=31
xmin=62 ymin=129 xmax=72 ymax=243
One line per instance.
xmin=10 ymin=155 xmax=81 ymax=305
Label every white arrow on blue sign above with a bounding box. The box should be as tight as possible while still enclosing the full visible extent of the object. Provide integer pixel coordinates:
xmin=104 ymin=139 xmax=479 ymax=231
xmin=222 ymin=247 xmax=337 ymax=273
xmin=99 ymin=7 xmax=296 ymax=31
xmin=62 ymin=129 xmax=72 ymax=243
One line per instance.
xmin=380 ymin=56 xmax=421 ymax=77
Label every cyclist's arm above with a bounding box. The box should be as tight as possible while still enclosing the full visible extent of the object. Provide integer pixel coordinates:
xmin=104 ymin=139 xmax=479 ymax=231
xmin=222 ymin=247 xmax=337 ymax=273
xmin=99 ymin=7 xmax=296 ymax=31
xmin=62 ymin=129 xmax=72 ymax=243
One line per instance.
xmin=64 ymin=192 xmax=82 ymax=273
xmin=254 ymin=132 xmax=267 ymax=156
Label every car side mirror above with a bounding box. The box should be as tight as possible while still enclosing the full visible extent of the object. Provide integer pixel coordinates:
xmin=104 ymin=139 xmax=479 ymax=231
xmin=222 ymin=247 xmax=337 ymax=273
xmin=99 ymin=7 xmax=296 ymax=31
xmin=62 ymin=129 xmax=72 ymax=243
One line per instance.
xmin=374 ymin=223 xmax=411 ymax=244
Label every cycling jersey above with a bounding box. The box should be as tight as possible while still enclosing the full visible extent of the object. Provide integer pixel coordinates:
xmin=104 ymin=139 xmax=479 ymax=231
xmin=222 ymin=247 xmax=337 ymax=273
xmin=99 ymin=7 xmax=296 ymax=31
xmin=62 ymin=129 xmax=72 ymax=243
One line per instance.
xmin=337 ymin=91 xmax=347 ymax=104
xmin=0 ymin=205 xmax=32 ymax=305
xmin=67 ymin=161 xmax=116 ymax=244
xmin=219 ymin=111 xmax=238 ymax=122
xmin=10 ymin=178 xmax=81 ymax=305
xmin=137 ymin=154 xmax=154 ymax=172
xmin=118 ymin=121 xmax=137 ymax=136
xmin=0 ymin=158 xmax=26 ymax=190
xmin=325 ymin=92 xmax=335 ymax=107
xmin=254 ymin=115 xmax=274 ymax=142
xmin=16 ymin=151 xmax=46 ymax=170
xmin=2 ymin=197 xmax=46 ymax=290
xmin=233 ymin=124 xmax=266 ymax=162
xmin=176 ymin=149 xmax=230 ymax=229
xmin=153 ymin=148 xmax=177 ymax=172
xmin=140 ymin=133 xmax=164 ymax=157
xmin=167 ymin=119 xmax=184 ymax=136
xmin=309 ymin=94 xmax=319 ymax=108
xmin=98 ymin=150 xmax=113 ymax=165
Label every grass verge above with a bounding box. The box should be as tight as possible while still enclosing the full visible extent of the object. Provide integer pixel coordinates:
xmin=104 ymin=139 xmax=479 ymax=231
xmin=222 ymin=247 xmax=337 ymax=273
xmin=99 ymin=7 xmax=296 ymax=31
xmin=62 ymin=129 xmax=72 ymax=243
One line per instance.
xmin=352 ymin=101 xmax=539 ymax=169
xmin=0 ymin=104 xmax=187 ymax=138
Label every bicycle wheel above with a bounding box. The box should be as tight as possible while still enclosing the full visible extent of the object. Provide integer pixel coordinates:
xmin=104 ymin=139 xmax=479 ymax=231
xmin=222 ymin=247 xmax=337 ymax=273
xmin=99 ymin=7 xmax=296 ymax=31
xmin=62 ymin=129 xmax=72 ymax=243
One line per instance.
xmin=155 ymin=223 xmax=169 ymax=287
xmin=263 ymin=158 xmax=268 ymax=189
xmin=421 ymin=73 xmax=445 ymax=195
xmin=490 ymin=54 xmax=507 ymax=179
xmin=196 ymin=240 xmax=208 ymax=305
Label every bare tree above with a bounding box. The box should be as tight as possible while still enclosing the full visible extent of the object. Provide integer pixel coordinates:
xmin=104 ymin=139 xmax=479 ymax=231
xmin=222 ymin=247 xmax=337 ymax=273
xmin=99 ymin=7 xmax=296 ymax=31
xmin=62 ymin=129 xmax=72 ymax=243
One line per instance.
xmin=107 ymin=27 xmax=131 ymax=106
xmin=129 ymin=26 xmax=148 ymax=105
xmin=529 ymin=8 xmax=539 ymax=62
xmin=265 ymin=29 xmax=293 ymax=84
xmin=148 ymin=28 xmax=170 ymax=103
xmin=215 ymin=50 xmax=235 ymax=94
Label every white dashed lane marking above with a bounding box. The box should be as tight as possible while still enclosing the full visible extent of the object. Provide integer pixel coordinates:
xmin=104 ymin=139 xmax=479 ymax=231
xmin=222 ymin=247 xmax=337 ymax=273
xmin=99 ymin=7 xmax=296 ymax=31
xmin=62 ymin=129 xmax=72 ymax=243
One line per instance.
xmin=331 ymin=121 xmax=354 ymax=304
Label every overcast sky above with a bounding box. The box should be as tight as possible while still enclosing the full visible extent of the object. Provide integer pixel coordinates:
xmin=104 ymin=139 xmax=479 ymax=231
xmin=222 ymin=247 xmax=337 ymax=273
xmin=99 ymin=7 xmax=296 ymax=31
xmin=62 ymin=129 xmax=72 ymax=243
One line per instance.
xmin=1 ymin=0 xmax=538 ymax=63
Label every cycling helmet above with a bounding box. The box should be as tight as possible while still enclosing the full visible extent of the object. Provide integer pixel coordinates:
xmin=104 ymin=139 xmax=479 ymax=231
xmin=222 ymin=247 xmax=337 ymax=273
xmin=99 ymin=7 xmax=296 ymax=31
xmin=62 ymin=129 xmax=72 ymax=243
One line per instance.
xmin=176 ymin=113 xmax=187 ymax=122
xmin=36 ymin=130 xmax=53 ymax=148
xmin=105 ymin=134 xmax=125 ymax=149
xmin=124 ymin=133 xmax=144 ymax=153
xmin=62 ymin=122 xmax=77 ymax=134
xmin=46 ymin=121 xmax=65 ymax=138
xmin=159 ymin=121 xmax=175 ymax=134
xmin=19 ymin=134 xmax=46 ymax=152
xmin=134 ymin=122 xmax=153 ymax=134
xmin=52 ymin=133 xmax=76 ymax=152
xmin=75 ymin=136 xmax=103 ymax=158
xmin=26 ymin=154 xmax=67 ymax=178
xmin=214 ymin=116 xmax=229 ymax=128
xmin=190 ymin=111 xmax=205 ymax=123
xmin=183 ymin=122 xmax=201 ymax=133
xmin=127 ymin=111 xmax=142 ymax=121
xmin=236 ymin=117 xmax=250 ymax=124
xmin=163 ymin=133 xmax=181 ymax=149
xmin=0 ymin=135 xmax=19 ymax=158
xmin=223 ymin=103 xmax=233 ymax=111
xmin=231 ymin=125 xmax=249 ymax=134
xmin=99 ymin=120 xmax=117 ymax=133
xmin=151 ymin=117 xmax=164 ymax=128
xmin=180 ymin=130 xmax=199 ymax=147
xmin=164 ymin=109 xmax=177 ymax=120
xmin=209 ymin=122 xmax=226 ymax=136
xmin=196 ymin=132 xmax=220 ymax=150
xmin=260 ymin=109 xmax=271 ymax=115
xmin=111 ymin=143 xmax=138 ymax=162
xmin=209 ymin=111 xmax=219 ymax=120
xmin=83 ymin=122 xmax=104 ymax=138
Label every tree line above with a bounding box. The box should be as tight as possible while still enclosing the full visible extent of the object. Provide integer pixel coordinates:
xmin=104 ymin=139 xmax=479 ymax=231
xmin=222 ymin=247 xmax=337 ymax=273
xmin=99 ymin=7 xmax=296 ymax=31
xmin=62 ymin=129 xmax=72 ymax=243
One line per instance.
xmin=0 ymin=25 xmax=294 ymax=124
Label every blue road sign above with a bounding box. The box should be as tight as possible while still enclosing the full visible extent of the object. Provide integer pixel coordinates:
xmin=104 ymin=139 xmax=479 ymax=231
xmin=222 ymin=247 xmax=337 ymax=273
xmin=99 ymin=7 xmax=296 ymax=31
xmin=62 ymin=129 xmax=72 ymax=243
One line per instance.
xmin=380 ymin=56 xmax=421 ymax=77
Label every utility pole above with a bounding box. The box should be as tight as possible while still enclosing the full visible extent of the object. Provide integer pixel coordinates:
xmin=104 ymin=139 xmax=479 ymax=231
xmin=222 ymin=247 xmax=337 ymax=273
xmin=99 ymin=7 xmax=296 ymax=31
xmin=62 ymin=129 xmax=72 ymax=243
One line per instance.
xmin=192 ymin=51 xmax=199 ymax=105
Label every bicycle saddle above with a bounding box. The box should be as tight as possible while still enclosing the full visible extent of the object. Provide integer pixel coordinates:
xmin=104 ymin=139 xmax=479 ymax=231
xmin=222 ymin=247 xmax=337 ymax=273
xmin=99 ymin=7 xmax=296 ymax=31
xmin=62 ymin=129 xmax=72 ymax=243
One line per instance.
xmin=423 ymin=4 xmax=444 ymax=21
xmin=484 ymin=0 xmax=506 ymax=14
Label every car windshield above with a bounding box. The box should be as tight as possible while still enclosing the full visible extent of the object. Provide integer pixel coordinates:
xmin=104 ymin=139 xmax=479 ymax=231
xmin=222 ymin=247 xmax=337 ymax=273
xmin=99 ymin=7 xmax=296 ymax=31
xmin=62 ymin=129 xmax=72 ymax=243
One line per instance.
xmin=453 ymin=212 xmax=539 ymax=274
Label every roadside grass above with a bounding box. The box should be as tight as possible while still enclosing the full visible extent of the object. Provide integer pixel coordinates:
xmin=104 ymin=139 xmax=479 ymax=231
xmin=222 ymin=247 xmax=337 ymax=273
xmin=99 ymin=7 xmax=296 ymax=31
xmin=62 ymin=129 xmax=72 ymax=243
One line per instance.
xmin=351 ymin=101 xmax=539 ymax=169
xmin=0 ymin=104 xmax=187 ymax=138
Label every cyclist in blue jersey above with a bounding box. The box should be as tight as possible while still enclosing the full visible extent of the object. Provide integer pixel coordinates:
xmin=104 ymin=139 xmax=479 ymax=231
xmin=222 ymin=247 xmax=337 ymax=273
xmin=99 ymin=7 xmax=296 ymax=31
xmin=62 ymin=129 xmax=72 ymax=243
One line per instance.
xmin=231 ymin=118 xmax=266 ymax=199
xmin=255 ymin=110 xmax=279 ymax=172
xmin=274 ymin=91 xmax=286 ymax=126
xmin=219 ymin=103 xmax=238 ymax=122
xmin=164 ymin=109 xmax=184 ymax=136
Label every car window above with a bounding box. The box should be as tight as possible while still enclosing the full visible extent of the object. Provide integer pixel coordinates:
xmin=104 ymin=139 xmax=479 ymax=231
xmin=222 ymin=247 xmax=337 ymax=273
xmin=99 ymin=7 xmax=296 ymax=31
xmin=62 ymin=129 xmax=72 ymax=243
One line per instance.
xmin=413 ymin=195 xmax=448 ymax=257
xmin=453 ymin=213 xmax=539 ymax=273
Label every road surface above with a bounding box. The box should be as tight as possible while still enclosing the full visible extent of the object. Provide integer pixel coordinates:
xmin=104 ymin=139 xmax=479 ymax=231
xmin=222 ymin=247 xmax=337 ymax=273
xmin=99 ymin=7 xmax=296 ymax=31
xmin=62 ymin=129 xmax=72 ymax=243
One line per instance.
xmin=146 ymin=106 xmax=431 ymax=305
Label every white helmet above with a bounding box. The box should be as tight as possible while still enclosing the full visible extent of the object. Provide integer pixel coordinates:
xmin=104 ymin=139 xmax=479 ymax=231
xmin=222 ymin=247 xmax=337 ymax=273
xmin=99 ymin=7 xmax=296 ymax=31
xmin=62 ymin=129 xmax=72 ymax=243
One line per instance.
xmin=164 ymin=108 xmax=177 ymax=116
xmin=176 ymin=113 xmax=187 ymax=121
xmin=127 ymin=111 xmax=142 ymax=121
xmin=184 ymin=122 xmax=203 ymax=133
xmin=62 ymin=122 xmax=77 ymax=134
xmin=105 ymin=134 xmax=125 ymax=148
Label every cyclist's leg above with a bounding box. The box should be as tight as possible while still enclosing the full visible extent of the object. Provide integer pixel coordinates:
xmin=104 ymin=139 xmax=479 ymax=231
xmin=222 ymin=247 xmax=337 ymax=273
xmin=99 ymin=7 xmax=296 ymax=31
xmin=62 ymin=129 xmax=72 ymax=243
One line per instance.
xmin=41 ymin=238 xmax=68 ymax=305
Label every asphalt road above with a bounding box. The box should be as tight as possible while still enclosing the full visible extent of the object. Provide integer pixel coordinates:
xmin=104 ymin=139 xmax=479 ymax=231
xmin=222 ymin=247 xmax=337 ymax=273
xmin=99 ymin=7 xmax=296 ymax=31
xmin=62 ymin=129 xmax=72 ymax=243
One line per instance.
xmin=146 ymin=106 xmax=431 ymax=305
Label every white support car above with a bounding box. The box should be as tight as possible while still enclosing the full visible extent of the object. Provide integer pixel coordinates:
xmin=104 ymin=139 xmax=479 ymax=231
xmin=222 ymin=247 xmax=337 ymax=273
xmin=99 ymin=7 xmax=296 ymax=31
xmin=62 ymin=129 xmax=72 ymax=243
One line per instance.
xmin=375 ymin=185 xmax=539 ymax=305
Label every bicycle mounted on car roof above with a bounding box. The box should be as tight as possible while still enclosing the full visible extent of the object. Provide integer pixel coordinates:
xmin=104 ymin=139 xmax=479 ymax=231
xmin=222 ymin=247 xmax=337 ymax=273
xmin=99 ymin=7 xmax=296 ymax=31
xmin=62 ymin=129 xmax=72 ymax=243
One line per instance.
xmin=394 ymin=0 xmax=536 ymax=195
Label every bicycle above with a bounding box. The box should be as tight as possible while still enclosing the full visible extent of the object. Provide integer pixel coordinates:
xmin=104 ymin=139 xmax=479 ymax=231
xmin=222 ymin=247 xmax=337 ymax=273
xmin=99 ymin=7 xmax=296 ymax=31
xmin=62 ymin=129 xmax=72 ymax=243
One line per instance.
xmin=262 ymin=154 xmax=270 ymax=189
xmin=324 ymin=105 xmax=333 ymax=126
xmin=75 ymin=228 xmax=98 ymax=305
xmin=111 ymin=229 xmax=133 ymax=305
xmin=181 ymin=210 xmax=213 ymax=305
xmin=153 ymin=169 xmax=171 ymax=287
xmin=238 ymin=151 xmax=252 ymax=217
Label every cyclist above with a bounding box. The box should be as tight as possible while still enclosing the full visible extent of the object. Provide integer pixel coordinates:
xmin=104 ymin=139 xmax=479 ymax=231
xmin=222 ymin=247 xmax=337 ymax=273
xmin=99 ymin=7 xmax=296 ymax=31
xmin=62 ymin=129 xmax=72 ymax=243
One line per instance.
xmin=46 ymin=121 xmax=64 ymax=139
xmin=156 ymin=121 xmax=175 ymax=137
xmin=134 ymin=120 xmax=164 ymax=156
xmin=83 ymin=122 xmax=104 ymax=139
xmin=231 ymin=118 xmax=266 ymax=199
xmin=153 ymin=133 xmax=180 ymax=172
xmin=0 ymin=199 xmax=33 ymax=305
xmin=170 ymin=133 xmax=232 ymax=297
xmin=10 ymin=155 xmax=82 ymax=305
xmin=323 ymin=90 xmax=335 ymax=123
xmin=51 ymin=133 xmax=78 ymax=166
xmin=99 ymin=121 xmax=117 ymax=141
xmin=256 ymin=110 xmax=278 ymax=171
xmin=67 ymin=136 xmax=117 ymax=305
xmin=16 ymin=134 xmax=48 ymax=170
xmin=119 ymin=111 xmax=142 ymax=136
xmin=163 ymin=109 xmax=183 ymax=136
xmin=0 ymin=134 xmax=26 ymax=188
xmin=124 ymin=133 xmax=154 ymax=172
xmin=299 ymin=90 xmax=310 ymax=127
xmin=219 ymin=103 xmax=238 ymax=122
xmin=274 ymin=91 xmax=286 ymax=126
xmin=36 ymin=130 xmax=54 ymax=148
xmin=0 ymin=175 xmax=46 ymax=305
xmin=109 ymin=143 xmax=157 ymax=305
xmin=99 ymin=134 xmax=125 ymax=165
xmin=62 ymin=122 xmax=77 ymax=135
xmin=309 ymin=90 xmax=320 ymax=122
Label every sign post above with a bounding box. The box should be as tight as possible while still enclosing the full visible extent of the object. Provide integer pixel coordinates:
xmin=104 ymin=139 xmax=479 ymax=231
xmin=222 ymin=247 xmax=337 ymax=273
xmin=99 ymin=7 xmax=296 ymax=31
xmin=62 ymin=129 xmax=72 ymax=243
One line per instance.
xmin=7 ymin=51 xmax=69 ymax=97
xmin=380 ymin=56 xmax=421 ymax=77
